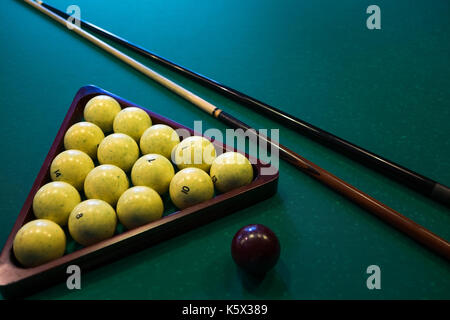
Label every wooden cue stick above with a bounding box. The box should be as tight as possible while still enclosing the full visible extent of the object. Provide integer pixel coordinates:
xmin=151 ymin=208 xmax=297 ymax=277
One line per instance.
xmin=37 ymin=0 xmax=450 ymax=207
xmin=23 ymin=0 xmax=450 ymax=260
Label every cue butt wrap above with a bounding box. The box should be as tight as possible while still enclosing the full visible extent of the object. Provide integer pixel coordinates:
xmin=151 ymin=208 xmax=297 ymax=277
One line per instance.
xmin=431 ymin=183 xmax=450 ymax=206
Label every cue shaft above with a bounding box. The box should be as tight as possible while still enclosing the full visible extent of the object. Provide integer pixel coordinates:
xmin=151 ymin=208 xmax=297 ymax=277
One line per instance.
xmin=37 ymin=0 xmax=450 ymax=207
xmin=24 ymin=0 xmax=450 ymax=260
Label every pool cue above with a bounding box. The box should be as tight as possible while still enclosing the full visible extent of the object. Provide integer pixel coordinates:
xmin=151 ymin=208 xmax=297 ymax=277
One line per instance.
xmin=37 ymin=1 xmax=450 ymax=207
xmin=23 ymin=0 xmax=450 ymax=260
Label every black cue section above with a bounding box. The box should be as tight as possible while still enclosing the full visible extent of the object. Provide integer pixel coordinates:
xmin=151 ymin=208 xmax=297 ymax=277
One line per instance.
xmin=39 ymin=1 xmax=450 ymax=207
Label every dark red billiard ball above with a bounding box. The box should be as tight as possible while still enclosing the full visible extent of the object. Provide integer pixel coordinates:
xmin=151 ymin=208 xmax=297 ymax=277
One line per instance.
xmin=231 ymin=224 xmax=280 ymax=275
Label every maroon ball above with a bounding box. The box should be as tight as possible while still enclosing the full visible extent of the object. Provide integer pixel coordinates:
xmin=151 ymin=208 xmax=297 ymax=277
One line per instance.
xmin=231 ymin=224 xmax=280 ymax=275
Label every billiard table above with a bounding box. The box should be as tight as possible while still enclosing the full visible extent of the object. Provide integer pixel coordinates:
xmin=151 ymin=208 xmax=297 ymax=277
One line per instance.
xmin=0 ymin=0 xmax=448 ymax=299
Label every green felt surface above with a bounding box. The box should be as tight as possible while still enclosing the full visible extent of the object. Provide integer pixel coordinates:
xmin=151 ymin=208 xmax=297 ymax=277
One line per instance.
xmin=0 ymin=0 xmax=449 ymax=299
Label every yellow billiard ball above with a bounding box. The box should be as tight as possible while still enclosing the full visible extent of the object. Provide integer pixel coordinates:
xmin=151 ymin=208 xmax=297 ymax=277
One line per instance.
xmin=113 ymin=107 xmax=152 ymax=142
xmin=172 ymin=136 xmax=216 ymax=173
xmin=84 ymin=164 xmax=129 ymax=206
xmin=64 ymin=121 xmax=105 ymax=160
xmin=140 ymin=124 xmax=180 ymax=159
xmin=169 ymin=167 xmax=214 ymax=209
xmin=33 ymin=181 xmax=81 ymax=226
xmin=13 ymin=219 xmax=66 ymax=268
xmin=68 ymin=199 xmax=117 ymax=246
xmin=50 ymin=149 xmax=95 ymax=191
xmin=116 ymin=186 xmax=164 ymax=230
xmin=210 ymin=152 xmax=254 ymax=193
xmin=97 ymin=133 xmax=139 ymax=172
xmin=131 ymin=154 xmax=174 ymax=195
xmin=84 ymin=95 xmax=122 ymax=133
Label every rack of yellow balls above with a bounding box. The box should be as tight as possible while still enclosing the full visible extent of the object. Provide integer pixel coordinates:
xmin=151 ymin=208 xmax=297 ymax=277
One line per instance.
xmin=13 ymin=95 xmax=255 ymax=268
